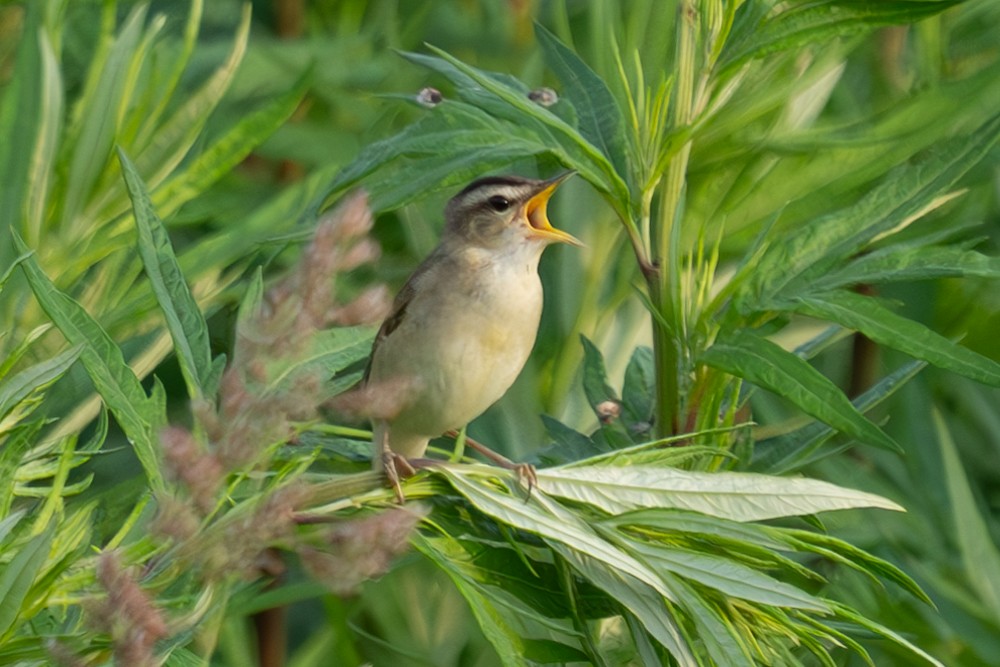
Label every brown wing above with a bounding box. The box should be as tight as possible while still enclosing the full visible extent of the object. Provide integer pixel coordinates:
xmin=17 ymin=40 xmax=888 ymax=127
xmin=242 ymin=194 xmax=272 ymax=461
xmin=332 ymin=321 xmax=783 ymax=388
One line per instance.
xmin=361 ymin=251 xmax=441 ymax=385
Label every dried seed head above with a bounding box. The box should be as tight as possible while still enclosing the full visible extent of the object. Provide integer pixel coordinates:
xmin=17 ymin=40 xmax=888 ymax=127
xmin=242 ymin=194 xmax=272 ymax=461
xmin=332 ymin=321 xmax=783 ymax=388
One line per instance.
xmin=300 ymin=505 xmax=426 ymax=595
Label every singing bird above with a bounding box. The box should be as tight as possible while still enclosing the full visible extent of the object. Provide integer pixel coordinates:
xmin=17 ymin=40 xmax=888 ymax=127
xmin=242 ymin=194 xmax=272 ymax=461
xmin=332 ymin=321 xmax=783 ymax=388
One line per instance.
xmin=364 ymin=172 xmax=580 ymax=500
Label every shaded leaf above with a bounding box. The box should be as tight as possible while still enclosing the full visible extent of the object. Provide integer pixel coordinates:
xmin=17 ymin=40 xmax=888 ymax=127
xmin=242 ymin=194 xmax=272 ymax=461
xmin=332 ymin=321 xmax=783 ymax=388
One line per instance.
xmin=700 ymin=329 xmax=900 ymax=452
xmin=738 ymin=114 xmax=1000 ymax=311
xmin=0 ymin=524 xmax=54 ymax=639
xmin=787 ymin=290 xmax=1000 ymax=386
xmin=617 ymin=533 xmax=829 ymax=611
xmin=816 ymin=244 xmax=1000 ymax=290
xmin=580 ymin=335 xmax=618 ymax=412
xmin=934 ymin=409 xmax=1000 ymax=616
xmin=535 ymin=23 xmax=630 ymax=180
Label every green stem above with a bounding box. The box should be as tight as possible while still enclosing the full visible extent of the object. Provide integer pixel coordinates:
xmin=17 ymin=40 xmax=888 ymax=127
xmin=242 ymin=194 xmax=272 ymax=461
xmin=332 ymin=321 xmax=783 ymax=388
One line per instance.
xmin=652 ymin=1 xmax=699 ymax=438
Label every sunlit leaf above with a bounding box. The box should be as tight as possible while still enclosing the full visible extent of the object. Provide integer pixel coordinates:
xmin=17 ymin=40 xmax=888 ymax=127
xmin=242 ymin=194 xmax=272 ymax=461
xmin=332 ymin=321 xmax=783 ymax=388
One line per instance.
xmin=119 ymin=148 xmax=215 ymax=400
xmin=536 ymin=465 xmax=902 ymax=520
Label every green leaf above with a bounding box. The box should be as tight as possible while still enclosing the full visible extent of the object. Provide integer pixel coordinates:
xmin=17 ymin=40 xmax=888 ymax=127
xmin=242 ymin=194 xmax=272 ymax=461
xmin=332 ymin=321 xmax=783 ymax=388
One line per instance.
xmin=118 ymin=148 xmax=213 ymax=400
xmin=266 ymin=326 xmax=375 ymax=393
xmin=580 ymin=335 xmax=618 ymax=412
xmin=0 ymin=524 xmax=54 ymax=639
xmin=754 ymin=359 xmax=926 ymax=474
xmin=700 ymin=329 xmax=900 ymax=452
xmin=621 ymin=346 xmax=654 ymax=429
xmin=0 ymin=1 xmax=44 ymax=267
xmin=134 ymin=2 xmax=249 ymax=188
xmin=404 ymin=48 xmax=632 ymax=219
xmin=440 ymin=467 xmax=677 ymax=600
xmin=831 ymin=602 xmax=946 ymax=667
xmin=152 ymin=68 xmax=312 ymax=218
xmin=787 ymin=290 xmax=1000 ymax=386
xmin=738 ymin=113 xmax=1000 ymax=311
xmin=536 ymin=465 xmax=902 ymax=521
xmin=816 ymin=245 xmax=1000 ymax=290
xmin=13 ymin=232 xmax=164 ymax=491
xmin=60 ymin=3 xmax=148 ymax=228
xmin=617 ymin=533 xmax=829 ymax=611
xmin=934 ymin=409 xmax=1000 ymax=617
xmin=553 ymin=547 xmax=696 ymax=666
xmin=534 ymin=23 xmax=630 ymax=180
xmin=719 ymin=1 xmax=963 ymax=74
xmin=0 ymin=346 xmax=81 ymax=422
xmin=23 ymin=29 xmax=63 ymax=246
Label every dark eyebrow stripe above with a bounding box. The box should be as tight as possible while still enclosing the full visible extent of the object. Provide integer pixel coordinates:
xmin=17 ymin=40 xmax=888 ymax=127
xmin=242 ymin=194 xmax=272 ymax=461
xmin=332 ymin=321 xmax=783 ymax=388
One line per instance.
xmin=455 ymin=175 xmax=532 ymax=198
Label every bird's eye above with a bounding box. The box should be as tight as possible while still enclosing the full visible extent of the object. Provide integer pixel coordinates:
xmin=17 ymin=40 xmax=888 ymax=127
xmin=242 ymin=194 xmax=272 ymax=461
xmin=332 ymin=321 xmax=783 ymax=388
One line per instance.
xmin=487 ymin=195 xmax=511 ymax=212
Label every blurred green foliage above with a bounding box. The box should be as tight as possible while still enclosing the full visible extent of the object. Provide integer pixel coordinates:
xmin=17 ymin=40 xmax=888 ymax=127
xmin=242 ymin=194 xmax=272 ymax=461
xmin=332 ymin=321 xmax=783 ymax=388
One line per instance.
xmin=2 ymin=0 xmax=1000 ymax=665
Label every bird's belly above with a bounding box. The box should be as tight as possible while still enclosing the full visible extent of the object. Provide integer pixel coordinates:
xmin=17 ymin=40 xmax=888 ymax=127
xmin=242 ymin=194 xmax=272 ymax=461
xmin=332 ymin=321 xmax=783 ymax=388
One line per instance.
xmin=375 ymin=272 xmax=542 ymax=439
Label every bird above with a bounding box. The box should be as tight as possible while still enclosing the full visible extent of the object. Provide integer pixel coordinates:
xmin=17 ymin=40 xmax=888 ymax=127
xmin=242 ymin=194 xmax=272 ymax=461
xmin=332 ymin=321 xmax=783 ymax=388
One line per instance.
xmin=363 ymin=172 xmax=580 ymax=501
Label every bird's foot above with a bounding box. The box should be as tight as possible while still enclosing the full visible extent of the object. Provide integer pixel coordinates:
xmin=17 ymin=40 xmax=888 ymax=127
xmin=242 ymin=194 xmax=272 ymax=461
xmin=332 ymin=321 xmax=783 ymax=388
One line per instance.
xmin=445 ymin=430 xmax=538 ymax=495
xmin=381 ymin=449 xmax=416 ymax=504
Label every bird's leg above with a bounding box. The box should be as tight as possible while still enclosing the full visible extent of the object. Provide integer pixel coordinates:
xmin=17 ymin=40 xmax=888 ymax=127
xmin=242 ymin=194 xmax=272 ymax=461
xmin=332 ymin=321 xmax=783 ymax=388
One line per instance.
xmin=377 ymin=423 xmax=415 ymax=504
xmin=445 ymin=430 xmax=538 ymax=492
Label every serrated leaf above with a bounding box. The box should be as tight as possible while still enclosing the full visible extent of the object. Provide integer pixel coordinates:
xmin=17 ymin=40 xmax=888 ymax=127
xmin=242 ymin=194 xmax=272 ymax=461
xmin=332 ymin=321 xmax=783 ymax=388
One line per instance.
xmin=787 ymin=290 xmax=1000 ymax=386
xmin=13 ymin=233 xmax=164 ymax=491
xmin=700 ymin=329 xmax=900 ymax=452
xmin=119 ymin=148 xmax=213 ymax=400
xmin=754 ymin=359 xmax=926 ymax=474
xmin=738 ymin=114 xmax=1000 ymax=311
xmin=816 ymin=245 xmax=1000 ymax=290
xmin=535 ymin=23 xmax=630 ymax=180
xmin=536 ymin=465 xmax=902 ymax=521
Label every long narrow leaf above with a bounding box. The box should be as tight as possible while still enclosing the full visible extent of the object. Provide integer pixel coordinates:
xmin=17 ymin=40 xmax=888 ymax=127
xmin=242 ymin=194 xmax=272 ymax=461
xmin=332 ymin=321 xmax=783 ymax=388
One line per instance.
xmin=152 ymin=69 xmax=312 ymax=218
xmin=700 ymin=330 xmax=900 ymax=452
xmin=118 ymin=148 xmax=213 ymax=399
xmin=0 ymin=346 xmax=81 ymax=422
xmin=739 ymin=114 xmax=1000 ymax=311
xmin=0 ymin=524 xmax=54 ymax=639
xmin=934 ymin=410 xmax=1000 ymax=617
xmin=537 ymin=465 xmax=901 ymax=521
xmin=788 ymin=290 xmax=1000 ymax=386
xmin=535 ymin=23 xmax=630 ymax=180
xmin=13 ymin=233 xmax=163 ymax=491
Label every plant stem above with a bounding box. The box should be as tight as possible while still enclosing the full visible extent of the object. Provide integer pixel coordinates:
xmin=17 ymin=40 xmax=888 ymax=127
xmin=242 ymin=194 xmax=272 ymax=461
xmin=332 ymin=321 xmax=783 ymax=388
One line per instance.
xmin=652 ymin=1 xmax=700 ymax=438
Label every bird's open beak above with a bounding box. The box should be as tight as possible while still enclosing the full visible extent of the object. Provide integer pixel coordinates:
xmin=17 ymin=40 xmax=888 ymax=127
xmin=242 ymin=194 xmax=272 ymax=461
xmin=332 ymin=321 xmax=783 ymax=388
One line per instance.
xmin=524 ymin=171 xmax=583 ymax=246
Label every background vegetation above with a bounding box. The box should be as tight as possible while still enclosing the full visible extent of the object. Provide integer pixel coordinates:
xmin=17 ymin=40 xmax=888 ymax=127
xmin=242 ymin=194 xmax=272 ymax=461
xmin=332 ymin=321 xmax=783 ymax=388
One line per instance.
xmin=2 ymin=0 xmax=999 ymax=665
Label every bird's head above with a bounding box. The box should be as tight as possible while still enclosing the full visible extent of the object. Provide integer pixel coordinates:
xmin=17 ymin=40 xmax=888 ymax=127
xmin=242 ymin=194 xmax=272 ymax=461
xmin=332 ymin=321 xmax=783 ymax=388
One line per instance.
xmin=443 ymin=172 xmax=581 ymax=250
